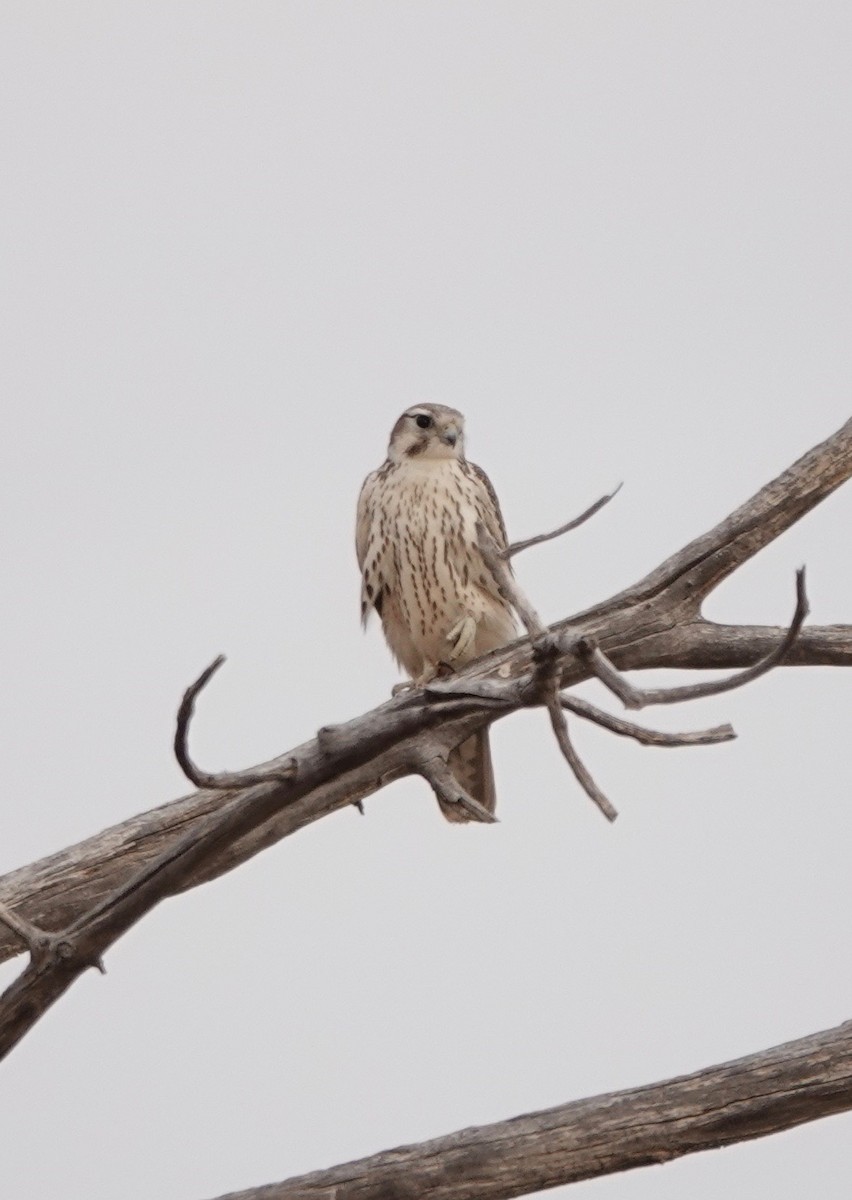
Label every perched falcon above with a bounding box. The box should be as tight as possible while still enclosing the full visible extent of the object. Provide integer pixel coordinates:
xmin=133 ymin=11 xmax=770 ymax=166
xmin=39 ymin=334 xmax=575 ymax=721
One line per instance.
xmin=356 ymin=404 xmax=517 ymax=821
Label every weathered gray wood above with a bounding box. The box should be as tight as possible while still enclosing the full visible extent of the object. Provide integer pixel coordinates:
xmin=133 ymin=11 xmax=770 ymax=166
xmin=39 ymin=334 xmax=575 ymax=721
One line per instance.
xmin=0 ymin=418 xmax=850 ymax=975
xmin=648 ymin=621 xmax=852 ymax=670
xmin=0 ymin=418 xmax=850 ymax=1193
xmin=604 ymin=415 xmax=852 ymax=612
xmin=0 ymin=696 xmax=493 ymax=1057
xmin=0 ymin=624 xmax=846 ymax=974
xmin=210 ymin=1018 xmax=852 ymax=1199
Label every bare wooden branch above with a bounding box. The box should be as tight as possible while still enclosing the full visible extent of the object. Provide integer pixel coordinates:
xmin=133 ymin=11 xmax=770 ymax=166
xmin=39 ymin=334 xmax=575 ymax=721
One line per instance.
xmin=545 ymin=698 xmax=618 ymax=821
xmin=173 ymin=655 xmax=227 ymax=787
xmin=415 ymin=744 xmax=499 ymax=824
xmin=581 ymin=568 xmax=809 ymax=710
xmin=560 ymin=695 xmax=736 ymax=747
xmin=0 ymin=420 xmax=848 ymax=1031
xmin=208 ymin=1017 xmax=852 ymax=1200
xmin=175 ymin=656 xmax=298 ymax=789
xmin=1 ymin=619 xmax=848 ymax=973
xmin=594 ymin=416 xmax=852 ymax=616
xmin=477 ymin=520 xmax=546 ymax=637
xmin=0 ymin=787 xmax=248 ymax=1061
xmin=480 ymin=509 xmax=636 ymax=822
xmin=477 ymin=521 xmax=620 ymax=823
xmin=0 ymin=675 xmax=504 ymax=1059
xmin=505 ymin=483 xmax=622 ymax=558
xmin=0 ymin=417 xmax=844 ymax=1200
xmin=647 ymin=621 xmax=852 ymax=670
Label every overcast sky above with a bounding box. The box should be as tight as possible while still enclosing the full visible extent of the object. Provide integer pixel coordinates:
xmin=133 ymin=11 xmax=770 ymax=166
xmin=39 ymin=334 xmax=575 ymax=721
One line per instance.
xmin=1 ymin=3 xmax=851 ymax=1198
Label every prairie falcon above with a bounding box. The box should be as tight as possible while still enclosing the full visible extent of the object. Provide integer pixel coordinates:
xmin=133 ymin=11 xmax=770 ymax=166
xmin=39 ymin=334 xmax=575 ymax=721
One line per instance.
xmin=356 ymin=404 xmax=517 ymax=821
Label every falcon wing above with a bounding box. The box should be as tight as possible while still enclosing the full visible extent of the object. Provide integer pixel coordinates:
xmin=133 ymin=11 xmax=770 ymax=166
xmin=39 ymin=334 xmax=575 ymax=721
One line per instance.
xmin=355 ymin=469 xmax=378 ymax=573
xmin=355 ymin=466 xmax=390 ymax=626
xmin=467 ymin=461 xmax=510 ymax=552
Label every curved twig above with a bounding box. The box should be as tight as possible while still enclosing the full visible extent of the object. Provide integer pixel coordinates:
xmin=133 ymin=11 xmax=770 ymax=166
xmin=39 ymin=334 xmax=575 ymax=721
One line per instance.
xmin=580 ymin=568 xmax=810 ymax=710
xmin=175 ymin=656 xmax=298 ymax=790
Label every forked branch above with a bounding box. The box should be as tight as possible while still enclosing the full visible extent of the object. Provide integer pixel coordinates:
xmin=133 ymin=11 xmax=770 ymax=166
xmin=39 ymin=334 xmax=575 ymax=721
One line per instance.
xmin=580 ymin=568 xmax=810 ymax=710
xmin=478 ymin=520 xmax=620 ymax=820
xmin=0 ymin=902 xmax=51 ymax=965
xmin=475 ymin=523 xmax=805 ymax=822
xmin=0 ymin=418 xmax=849 ymax=1089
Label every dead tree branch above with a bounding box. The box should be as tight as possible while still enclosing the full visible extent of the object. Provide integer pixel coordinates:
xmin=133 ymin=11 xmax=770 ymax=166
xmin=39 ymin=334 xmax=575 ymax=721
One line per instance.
xmin=579 ymin=567 xmax=810 ymax=709
xmin=175 ymin=656 xmax=298 ymax=790
xmin=0 ymin=422 xmax=849 ymax=976
xmin=478 ymin=521 xmax=619 ymax=820
xmin=545 ymin=694 xmax=618 ymax=821
xmin=0 ymin=418 xmax=849 ymax=1070
xmin=477 ymin=520 xmax=547 ymax=637
xmin=558 ymin=696 xmax=736 ymax=747
xmin=505 ymin=482 xmax=622 ymax=557
xmin=207 ymin=1017 xmax=852 ymax=1200
xmin=414 ymin=742 xmax=499 ymax=824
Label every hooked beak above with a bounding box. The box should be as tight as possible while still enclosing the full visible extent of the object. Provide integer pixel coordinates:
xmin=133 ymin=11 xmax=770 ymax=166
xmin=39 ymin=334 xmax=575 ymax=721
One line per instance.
xmin=441 ymin=426 xmax=459 ymax=447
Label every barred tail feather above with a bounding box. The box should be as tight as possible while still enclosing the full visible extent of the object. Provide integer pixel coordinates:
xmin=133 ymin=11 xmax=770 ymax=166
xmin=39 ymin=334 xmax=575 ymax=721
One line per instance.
xmin=441 ymin=730 xmax=497 ymax=823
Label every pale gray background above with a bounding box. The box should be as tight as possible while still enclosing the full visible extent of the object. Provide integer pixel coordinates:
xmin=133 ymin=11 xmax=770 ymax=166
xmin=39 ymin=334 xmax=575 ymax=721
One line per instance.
xmin=1 ymin=3 xmax=850 ymax=1198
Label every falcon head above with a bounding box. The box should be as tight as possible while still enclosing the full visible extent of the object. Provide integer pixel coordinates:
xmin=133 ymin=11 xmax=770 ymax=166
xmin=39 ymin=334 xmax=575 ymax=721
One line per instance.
xmin=387 ymin=404 xmax=466 ymax=462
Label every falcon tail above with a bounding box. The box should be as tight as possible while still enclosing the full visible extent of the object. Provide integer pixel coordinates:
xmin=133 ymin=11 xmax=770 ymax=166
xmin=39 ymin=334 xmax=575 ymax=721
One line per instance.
xmin=441 ymin=729 xmax=497 ymax=823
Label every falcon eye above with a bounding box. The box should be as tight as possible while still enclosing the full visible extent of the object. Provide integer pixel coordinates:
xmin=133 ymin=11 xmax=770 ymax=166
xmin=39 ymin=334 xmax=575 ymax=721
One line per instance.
xmin=414 ymin=414 xmax=432 ymax=429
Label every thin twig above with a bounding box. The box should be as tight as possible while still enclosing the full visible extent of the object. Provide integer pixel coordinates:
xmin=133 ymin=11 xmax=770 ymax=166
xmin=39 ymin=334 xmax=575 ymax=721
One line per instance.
xmin=415 ymin=749 xmax=499 ymax=824
xmin=480 ymin=519 xmax=619 ymax=820
xmin=546 ymin=698 xmax=618 ymax=821
xmin=561 ymin=695 xmax=736 ymax=746
xmin=530 ymin=634 xmax=618 ymax=822
xmin=580 ymin=569 xmax=810 ymax=710
xmin=477 ymin=521 xmax=546 ymax=637
xmin=505 ymin=483 xmax=623 ymax=558
xmin=175 ymin=656 xmax=298 ymax=789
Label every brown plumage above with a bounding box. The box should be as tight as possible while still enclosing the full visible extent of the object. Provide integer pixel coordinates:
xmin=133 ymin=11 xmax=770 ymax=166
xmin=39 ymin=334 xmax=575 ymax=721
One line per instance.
xmin=356 ymin=404 xmax=517 ymax=821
